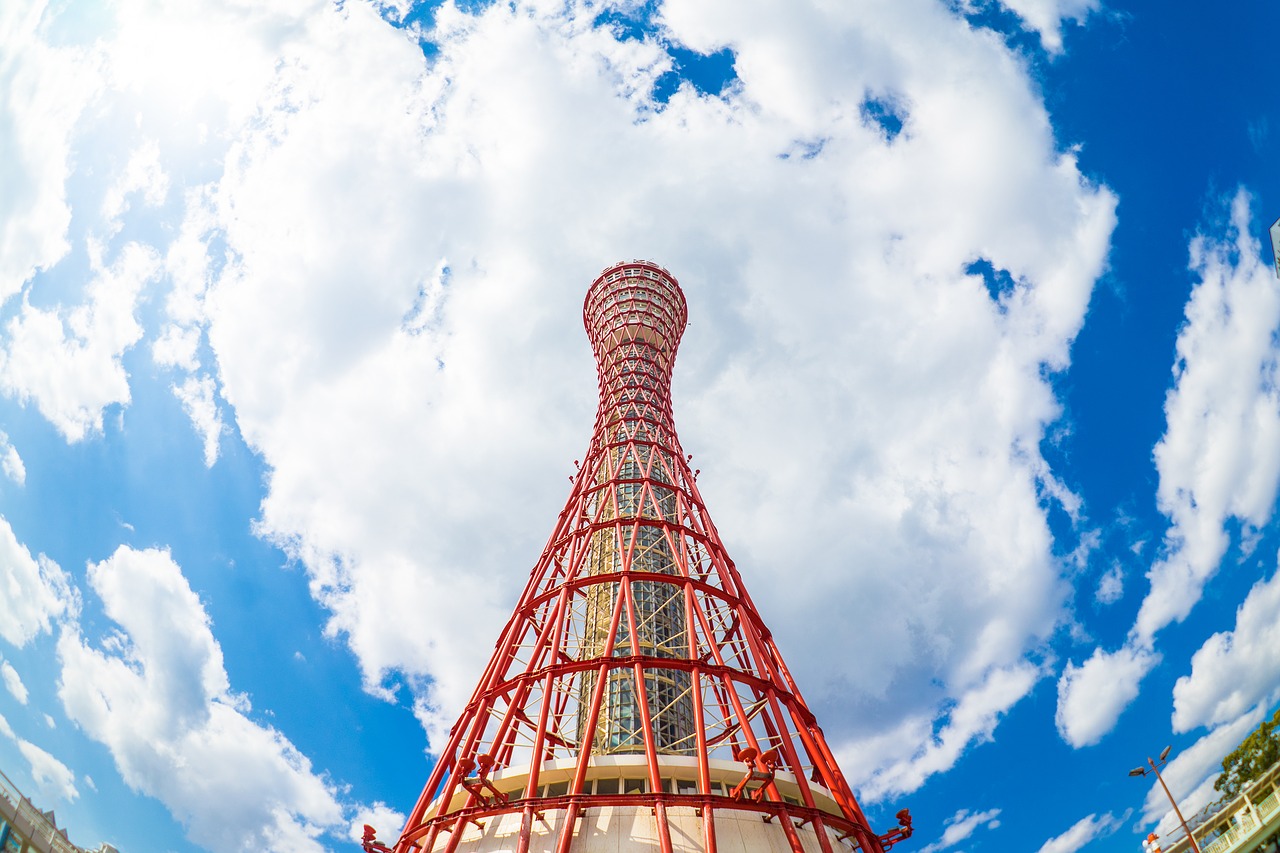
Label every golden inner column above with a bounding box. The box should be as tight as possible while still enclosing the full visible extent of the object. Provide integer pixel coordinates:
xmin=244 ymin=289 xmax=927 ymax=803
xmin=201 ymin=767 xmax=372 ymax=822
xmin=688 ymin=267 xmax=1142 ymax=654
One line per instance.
xmin=577 ymin=267 xmax=694 ymax=756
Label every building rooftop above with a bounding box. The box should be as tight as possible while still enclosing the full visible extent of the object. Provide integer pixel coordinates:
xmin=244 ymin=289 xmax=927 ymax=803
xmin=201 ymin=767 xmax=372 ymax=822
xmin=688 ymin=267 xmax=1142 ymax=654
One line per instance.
xmin=0 ymin=766 xmax=119 ymax=853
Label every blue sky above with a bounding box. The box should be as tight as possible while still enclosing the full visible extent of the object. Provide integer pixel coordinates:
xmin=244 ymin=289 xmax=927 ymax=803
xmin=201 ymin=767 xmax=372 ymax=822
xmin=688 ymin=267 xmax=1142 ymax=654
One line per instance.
xmin=1 ymin=1 xmax=1279 ymax=852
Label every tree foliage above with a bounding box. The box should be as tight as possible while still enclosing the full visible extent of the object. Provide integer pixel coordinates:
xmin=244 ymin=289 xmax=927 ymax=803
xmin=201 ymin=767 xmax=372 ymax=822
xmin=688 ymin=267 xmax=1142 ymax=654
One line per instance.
xmin=1215 ymin=708 xmax=1280 ymax=798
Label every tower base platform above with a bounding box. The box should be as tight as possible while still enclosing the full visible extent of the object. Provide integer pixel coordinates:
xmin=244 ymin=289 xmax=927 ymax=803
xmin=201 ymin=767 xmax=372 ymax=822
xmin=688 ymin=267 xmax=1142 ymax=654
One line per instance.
xmin=425 ymin=803 xmax=863 ymax=853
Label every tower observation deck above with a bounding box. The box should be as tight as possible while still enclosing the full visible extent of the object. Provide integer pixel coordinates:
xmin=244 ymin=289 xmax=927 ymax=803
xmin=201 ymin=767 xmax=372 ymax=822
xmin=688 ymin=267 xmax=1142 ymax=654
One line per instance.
xmin=378 ymin=261 xmax=913 ymax=853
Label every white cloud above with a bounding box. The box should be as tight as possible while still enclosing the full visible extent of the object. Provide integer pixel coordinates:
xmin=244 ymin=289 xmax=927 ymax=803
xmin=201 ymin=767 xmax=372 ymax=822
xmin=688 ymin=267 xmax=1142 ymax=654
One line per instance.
xmin=0 ymin=711 xmax=78 ymax=803
xmin=1 ymin=659 xmax=28 ymax=704
xmin=0 ymin=0 xmax=102 ymax=303
xmin=1034 ymin=811 xmax=1127 ymax=853
xmin=153 ymin=325 xmax=201 ymax=372
xmin=1142 ymin=192 xmax=1280 ymax=641
xmin=103 ymin=0 xmax=323 ymax=131
xmin=172 ymin=374 xmax=224 ymax=467
xmin=347 ymin=802 xmax=406 ymax=846
xmin=1095 ymin=563 xmax=1124 ymax=605
xmin=211 ymin=0 xmax=1103 ymax=786
xmin=918 ymin=807 xmax=1002 ymax=853
xmin=213 ymin=5 xmax=1107 ymax=781
xmin=101 ymin=139 xmax=170 ymax=232
xmin=1146 ymin=191 xmax=1280 ymax=631
xmin=0 ymin=240 xmax=159 ymax=442
xmin=155 ymin=187 xmax=227 ymax=456
xmin=993 ymin=0 xmax=1100 ymax=53
xmin=1057 ymin=190 xmax=1280 ymax=746
xmin=17 ymin=739 xmax=78 ymax=803
xmin=1055 ymin=644 xmax=1159 ymax=748
xmin=0 ymin=514 xmax=76 ymax=647
xmin=57 ymin=546 xmax=345 ymax=853
xmin=843 ymin=663 xmax=1042 ymax=799
xmin=0 ymin=431 xmax=25 ymax=485
xmin=23 ymin=0 xmax=1116 ymax=800
xmin=1172 ymin=564 xmax=1280 ymax=732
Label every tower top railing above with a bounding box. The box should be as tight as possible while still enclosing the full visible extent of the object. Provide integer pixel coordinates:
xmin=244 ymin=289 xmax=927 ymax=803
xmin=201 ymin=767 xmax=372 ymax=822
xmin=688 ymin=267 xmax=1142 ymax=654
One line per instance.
xmin=583 ymin=261 xmax=687 ymax=367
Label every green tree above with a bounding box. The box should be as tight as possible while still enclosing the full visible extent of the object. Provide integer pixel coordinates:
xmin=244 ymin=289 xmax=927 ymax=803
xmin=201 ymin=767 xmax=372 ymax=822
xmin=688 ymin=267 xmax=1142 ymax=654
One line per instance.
xmin=1215 ymin=708 xmax=1280 ymax=798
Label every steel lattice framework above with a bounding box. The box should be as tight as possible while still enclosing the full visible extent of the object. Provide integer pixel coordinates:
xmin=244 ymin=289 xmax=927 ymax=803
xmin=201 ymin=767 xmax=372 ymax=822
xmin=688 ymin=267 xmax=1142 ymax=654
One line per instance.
xmin=381 ymin=261 xmax=911 ymax=853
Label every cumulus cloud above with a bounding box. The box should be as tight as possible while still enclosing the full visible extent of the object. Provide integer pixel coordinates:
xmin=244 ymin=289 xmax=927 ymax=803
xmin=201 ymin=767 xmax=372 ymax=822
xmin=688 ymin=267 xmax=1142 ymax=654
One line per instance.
xmin=172 ymin=375 xmax=224 ymax=466
xmin=208 ymin=0 xmax=1105 ymax=786
xmin=101 ymin=140 xmax=170 ymax=233
xmin=0 ymin=515 xmax=76 ymax=647
xmin=994 ymin=0 xmax=1099 ymax=53
xmin=0 ymin=711 xmax=78 ymax=803
xmin=1057 ymin=190 xmax=1280 ymax=746
xmin=1034 ymin=811 xmax=1127 ymax=853
xmin=1172 ymin=564 xmax=1280 ymax=732
xmin=17 ymin=739 xmax=79 ymax=803
xmin=21 ymin=0 xmax=1116 ymax=802
xmin=1 ymin=659 xmax=28 ymax=704
xmin=843 ymin=663 xmax=1041 ymax=799
xmin=1095 ymin=563 xmax=1123 ymax=606
xmin=1055 ymin=644 xmax=1159 ymax=747
xmin=57 ymin=546 xmax=346 ymax=852
xmin=0 ymin=1 xmax=102 ymax=303
xmin=155 ymin=187 xmax=229 ymax=457
xmin=918 ymin=807 xmax=1002 ymax=853
xmin=153 ymin=325 xmax=202 ymax=372
xmin=252 ymin=4 xmax=1105 ymax=775
xmin=348 ymin=802 xmax=406 ymax=846
xmin=1143 ymin=194 xmax=1280 ymax=641
xmin=0 ymin=241 xmax=159 ymax=442
xmin=0 ymin=431 xmax=25 ymax=485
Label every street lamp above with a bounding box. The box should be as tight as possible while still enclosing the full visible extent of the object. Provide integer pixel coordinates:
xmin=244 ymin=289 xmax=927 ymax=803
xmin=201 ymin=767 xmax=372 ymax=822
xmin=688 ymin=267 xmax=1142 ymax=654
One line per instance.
xmin=1129 ymin=746 xmax=1201 ymax=853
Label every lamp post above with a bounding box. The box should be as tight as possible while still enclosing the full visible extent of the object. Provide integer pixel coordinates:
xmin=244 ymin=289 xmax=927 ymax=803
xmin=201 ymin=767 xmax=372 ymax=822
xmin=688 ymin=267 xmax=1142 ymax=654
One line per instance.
xmin=1130 ymin=746 xmax=1201 ymax=853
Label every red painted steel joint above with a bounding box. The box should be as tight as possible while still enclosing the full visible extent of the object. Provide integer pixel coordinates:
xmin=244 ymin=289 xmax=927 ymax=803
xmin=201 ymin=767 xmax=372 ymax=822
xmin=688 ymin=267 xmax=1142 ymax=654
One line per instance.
xmin=362 ymin=825 xmax=393 ymax=853
xmin=878 ymin=809 xmax=915 ymax=850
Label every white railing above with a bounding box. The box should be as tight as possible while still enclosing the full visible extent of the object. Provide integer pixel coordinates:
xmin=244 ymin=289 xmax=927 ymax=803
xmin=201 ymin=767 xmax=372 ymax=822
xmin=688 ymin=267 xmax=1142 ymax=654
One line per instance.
xmin=1197 ymin=804 xmax=1265 ymax=853
xmin=1163 ymin=764 xmax=1280 ymax=853
xmin=1257 ymin=791 xmax=1279 ymax=822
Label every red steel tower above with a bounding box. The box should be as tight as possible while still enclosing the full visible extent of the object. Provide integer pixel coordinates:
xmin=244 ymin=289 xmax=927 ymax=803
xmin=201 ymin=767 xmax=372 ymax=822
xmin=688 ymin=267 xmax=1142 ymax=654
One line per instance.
xmin=376 ymin=261 xmax=913 ymax=853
